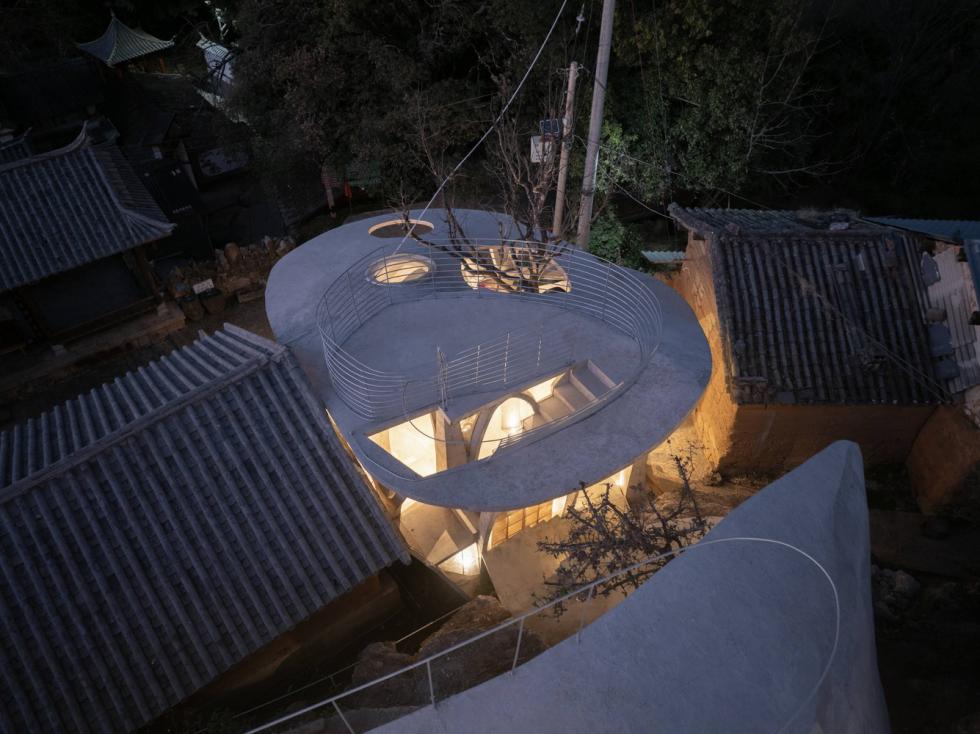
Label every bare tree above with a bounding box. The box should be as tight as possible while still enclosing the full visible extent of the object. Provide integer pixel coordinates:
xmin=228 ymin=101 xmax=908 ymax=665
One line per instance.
xmin=396 ymin=72 xmax=577 ymax=294
xmin=537 ymin=450 xmax=707 ymax=614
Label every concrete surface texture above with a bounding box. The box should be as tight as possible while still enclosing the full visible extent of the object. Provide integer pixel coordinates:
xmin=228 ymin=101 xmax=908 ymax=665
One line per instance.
xmin=265 ymin=209 xmax=711 ymax=511
xmin=375 ymin=441 xmax=889 ymax=734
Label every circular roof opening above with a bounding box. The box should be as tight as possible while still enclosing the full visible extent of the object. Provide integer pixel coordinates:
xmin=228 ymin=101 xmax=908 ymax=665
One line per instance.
xmin=367 ymin=253 xmax=434 ymax=284
xmin=368 ymin=218 xmax=434 ymax=238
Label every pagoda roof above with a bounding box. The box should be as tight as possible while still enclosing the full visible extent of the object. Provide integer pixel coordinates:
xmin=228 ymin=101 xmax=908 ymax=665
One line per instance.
xmin=77 ymin=14 xmax=174 ymax=67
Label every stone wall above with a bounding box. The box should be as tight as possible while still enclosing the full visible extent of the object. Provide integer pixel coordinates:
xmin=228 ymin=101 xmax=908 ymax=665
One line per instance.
xmin=667 ymin=230 xmax=935 ymax=478
xmin=907 ymin=404 xmax=980 ymax=516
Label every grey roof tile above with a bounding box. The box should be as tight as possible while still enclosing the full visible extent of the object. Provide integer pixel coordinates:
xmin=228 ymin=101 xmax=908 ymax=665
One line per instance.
xmin=77 ymin=15 xmax=175 ymax=68
xmin=671 ymin=205 xmax=941 ymax=405
xmin=0 ymin=325 xmax=407 ymax=733
xmin=0 ymin=127 xmax=174 ymax=291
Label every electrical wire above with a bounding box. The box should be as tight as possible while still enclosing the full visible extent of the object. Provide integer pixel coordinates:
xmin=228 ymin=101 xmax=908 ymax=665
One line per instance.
xmin=394 ymin=0 xmax=571 ymax=254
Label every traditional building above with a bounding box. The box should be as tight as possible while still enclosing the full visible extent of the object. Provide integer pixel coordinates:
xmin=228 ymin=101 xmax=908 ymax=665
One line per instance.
xmin=77 ymin=13 xmax=175 ymax=70
xmin=0 ymin=126 xmax=175 ymax=351
xmin=668 ymin=205 xmax=943 ymax=477
xmin=865 ymin=217 xmax=980 ymax=512
xmin=0 ymin=325 xmax=408 ymax=733
xmin=266 ymin=209 xmax=710 ymax=590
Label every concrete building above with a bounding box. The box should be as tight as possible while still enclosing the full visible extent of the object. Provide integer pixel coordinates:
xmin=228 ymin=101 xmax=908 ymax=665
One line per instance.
xmin=667 ymin=205 xmax=944 ymax=477
xmin=0 ymin=325 xmax=408 ymax=733
xmin=266 ymin=209 xmax=711 ymax=589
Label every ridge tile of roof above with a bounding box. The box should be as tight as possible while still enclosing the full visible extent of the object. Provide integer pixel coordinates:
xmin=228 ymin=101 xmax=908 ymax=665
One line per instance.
xmin=0 ymin=324 xmax=407 ymax=733
xmin=0 ymin=127 xmax=174 ymax=291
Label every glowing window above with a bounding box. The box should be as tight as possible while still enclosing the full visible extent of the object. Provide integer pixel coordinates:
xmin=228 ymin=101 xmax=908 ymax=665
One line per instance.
xmin=459 ymin=247 xmax=570 ymax=293
xmin=368 ymin=218 xmax=434 ymax=238
xmin=477 ymin=396 xmax=535 ymax=459
xmin=367 ymin=253 xmax=434 ymax=284
xmin=438 ymin=543 xmax=481 ymax=576
xmin=368 ymin=412 xmax=439 ymax=477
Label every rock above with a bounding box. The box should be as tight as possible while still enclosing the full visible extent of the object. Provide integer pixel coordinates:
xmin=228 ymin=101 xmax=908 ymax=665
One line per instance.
xmin=224 ymin=242 xmax=241 ymax=266
xmin=921 ymin=516 xmax=952 ymax=540
xmin=416 ymin=595 xmax=545 ymax=699
xmin=346 ymin=641 xmax=424 ymax=708
xmin=347 ymin=596 xmax=546 ymax=710
xmin=892 ymin=570 xmax=920 ymax=599
xmin=277 ymin=239 xmax=294 ymax=256
xmin=215 ymin=250 xmax=230 ymax=272
xmin=871 ymin=566 xmax=920 ymax=620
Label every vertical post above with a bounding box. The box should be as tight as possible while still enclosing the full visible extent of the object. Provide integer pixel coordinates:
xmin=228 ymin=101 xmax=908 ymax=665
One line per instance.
xmin=552 ymin=61 xmax=579 ymax=239
xmin=600 ymin=261 xmax=612 ymax=321
xmin=346 ymin=271 xmax=361 ymax=325
xmin=333 ymin=700 xmax=355 ymax=734
xmin=437 ymin=347 xmax=448 ymax=407
xmin=426 ymin=660 xmax=436 ymax=707
xmin=576 ymin=586 xmax=596 ymax=643
xmin=503 ymin=332 xmax=511 ymax=384
xmin=476 ymin=344 xmax=481 ymax=386
xmin=511 ymin=617 xmax=525 ymax=673
xmin=575 ymin=0 xmax=616 ymax=250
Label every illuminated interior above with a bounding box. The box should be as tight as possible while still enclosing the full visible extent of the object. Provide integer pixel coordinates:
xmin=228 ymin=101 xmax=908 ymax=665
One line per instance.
xmin=438 ymin=543 xmax=481 ymax=576
xmin=477 ymin=396 xmax=536 ymax=460
xmin=459 ymin=246 xmax=570 ymax=293
xmin=366 ymin=253 xmax=434 ymax=284
xmin=525 ymin=374 xmax=561 ymax=403
xmin=368 ymin=412 xmax=439 ymax=477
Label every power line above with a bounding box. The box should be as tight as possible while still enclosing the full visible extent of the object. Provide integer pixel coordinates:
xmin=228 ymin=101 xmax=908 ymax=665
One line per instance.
xmin=612 ymin=181 xmax=672 ymax=221
xmin=394 ymin=0 xmax=571 ymax=254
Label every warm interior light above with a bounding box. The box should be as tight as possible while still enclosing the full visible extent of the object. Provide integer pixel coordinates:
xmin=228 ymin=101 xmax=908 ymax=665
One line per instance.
xmin=439 ymin=543 xmax=481 ymax=576
xmin=368 ymin=413 xmax=439 ymax=477
xmin=479 ymin=397 xmax=535 ymax=459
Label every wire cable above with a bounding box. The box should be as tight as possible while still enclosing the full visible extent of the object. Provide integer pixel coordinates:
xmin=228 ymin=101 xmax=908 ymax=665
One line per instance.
xmin=394 ymin=0 xmax=570 ymax=254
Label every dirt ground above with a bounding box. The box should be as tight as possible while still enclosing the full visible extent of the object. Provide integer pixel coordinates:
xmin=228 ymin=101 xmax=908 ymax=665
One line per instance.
xmin=0 ymin=296 xmax=274 ymax=432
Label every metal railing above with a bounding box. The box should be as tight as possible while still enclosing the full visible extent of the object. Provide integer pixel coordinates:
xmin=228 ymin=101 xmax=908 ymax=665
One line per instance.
xmin=244 ymin=536 xmax=840 ymax=734
xmin=316 ymin=240 xmax=663 ymax=428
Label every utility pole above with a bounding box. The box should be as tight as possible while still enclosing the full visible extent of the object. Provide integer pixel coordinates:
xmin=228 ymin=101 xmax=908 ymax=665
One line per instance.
xmin=551 ymin=61 xmax=578 ymax=239
xmin=575 ymin=0 xmax=616 ymax=249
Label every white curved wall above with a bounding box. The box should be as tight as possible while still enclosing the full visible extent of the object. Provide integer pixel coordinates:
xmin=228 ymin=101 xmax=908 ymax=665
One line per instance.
xmin=376 ymin=440 xmax=889 ymax=734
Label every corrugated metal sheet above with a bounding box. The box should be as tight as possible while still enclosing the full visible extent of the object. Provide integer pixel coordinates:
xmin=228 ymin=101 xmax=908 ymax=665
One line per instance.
xmin=0 ymin=128 xmax=174 ymax=291
xmin=642 ymin=250 xmax=685 ymax=264
xmin=77 ymin=15 xmax=174 ymax=67
xmin=671 ymin=206 xmax=941 ymax=405
xmin=0 ymin=325 xmax=408 ymax=733
xmin=925 ymin=248 xmax=980 ymax=392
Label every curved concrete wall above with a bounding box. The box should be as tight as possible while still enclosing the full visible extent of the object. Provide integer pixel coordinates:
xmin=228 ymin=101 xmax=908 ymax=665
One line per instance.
xmin=377 ymin=441 xmax=889 ymax=733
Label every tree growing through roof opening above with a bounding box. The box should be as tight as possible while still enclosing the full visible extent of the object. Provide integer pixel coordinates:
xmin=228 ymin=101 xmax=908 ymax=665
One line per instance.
xmin=536 ymin=448 xmax=707 ymax=615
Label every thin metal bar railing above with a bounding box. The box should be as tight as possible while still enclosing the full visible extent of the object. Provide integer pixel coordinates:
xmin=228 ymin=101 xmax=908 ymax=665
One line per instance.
xmin=244 ymin=536 xmax=841 ymax=734
xmin=315 ymin=242 xmax=664 ymax=425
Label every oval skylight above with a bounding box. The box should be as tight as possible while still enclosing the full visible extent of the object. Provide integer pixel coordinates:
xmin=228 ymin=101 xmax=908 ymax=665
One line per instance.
xmin=368 ymin=218 xmax=434 ymax=238
xmin=367 ymin=253 xmax=434 ymax=284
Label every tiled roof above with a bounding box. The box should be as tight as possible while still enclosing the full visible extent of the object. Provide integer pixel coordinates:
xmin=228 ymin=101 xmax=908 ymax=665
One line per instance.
xmin=0 ymin=325 xmax=408 ymax=733
xmin=0 ymin=127 xmax=174 ymax=291
xmin=77 ymin=14 xmax=174 ymax=67
xmin=0 ymin=133 xmax=31 ymax=165
xmin=670 ymin=205 xmax=941 ymax=405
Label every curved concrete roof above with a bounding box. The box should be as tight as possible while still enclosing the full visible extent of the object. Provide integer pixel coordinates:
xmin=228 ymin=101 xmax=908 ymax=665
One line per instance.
xmin=376 ymin=441 xmax=889 ymax=734
xmin=266 ymin=209 xmax=711 ymax=511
